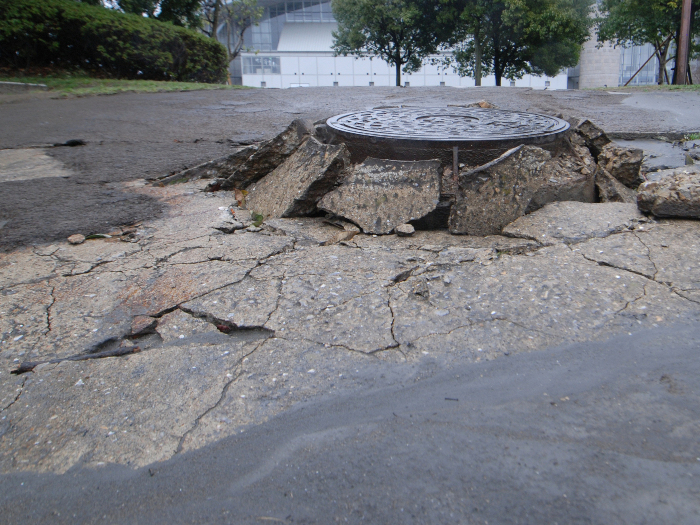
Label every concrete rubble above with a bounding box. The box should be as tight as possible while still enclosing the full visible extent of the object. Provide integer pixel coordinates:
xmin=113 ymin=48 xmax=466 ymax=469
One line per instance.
xmin=246 ymin=137 xmax=350 ymax=219
xmin=2 ymin=106 xmax=700 ymax=478
xmin=2 ymin=176 xmax=699 ymax=475
xmin=595 ymin=169 xmax=638 ymax=203
xmin=448 ymin=145 xmax=596 ymax=236
xmin=220 ymin=119 xmax=316 ymax=190
xmin=637 ymin=165 xmax=700 ymax=218
xmin=597 ymin=143 xmax=645 ymax=188
xmin=318 ymin=158 xmax=441 ymax=234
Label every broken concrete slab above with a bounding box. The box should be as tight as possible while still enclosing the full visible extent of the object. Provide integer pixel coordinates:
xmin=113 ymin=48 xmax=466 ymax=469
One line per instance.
xmin=264 ymin=217 xmax=353 ymax=246
xmin=448 ymin=146 xmax=595 ymax=236
xmin=502 ymin=201 xmax=645 ymax=244
xmin=157 ymin=146 xmax=255 ymax=185
xmin=596 ymin=169 xmax=638 ymax=204
xmin=221 ymin=119 xmax=316 ymax=190
xmin=598 ymin=143 xmax=644 ymax=188
xmin=526 ymin=154 xmax=596 ymax=213
xmin=318 ymin=158 xmax=441 ymax=235
xmin=246 ymin=137 xmax=350 ymax=220
xmin=574 ymin=119 xmax=611 ymax=158
xmin=637 ymin=166 xmax=700 ymax=218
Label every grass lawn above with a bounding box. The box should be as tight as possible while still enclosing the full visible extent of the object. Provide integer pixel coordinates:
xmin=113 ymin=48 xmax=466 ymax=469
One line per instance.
xmin=0 ymin=72 xmax=247 ymax=97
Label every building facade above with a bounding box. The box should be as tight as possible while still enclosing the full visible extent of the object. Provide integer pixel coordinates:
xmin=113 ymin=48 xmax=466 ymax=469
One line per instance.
xmin=226 ymin=0 xmax=694 ymax=90
xmin=228 ymin=0 xmax=567 ymax=89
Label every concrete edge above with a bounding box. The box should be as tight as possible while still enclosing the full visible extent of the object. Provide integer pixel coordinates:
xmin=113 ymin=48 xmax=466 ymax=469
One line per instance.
xmin=608 ymin=131 xmax=700 ymax=141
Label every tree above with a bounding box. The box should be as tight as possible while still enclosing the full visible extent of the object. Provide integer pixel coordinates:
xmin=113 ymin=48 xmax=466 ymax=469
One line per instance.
xmin=116 ymin=0 xmax=203 ymax=28
xmin=201 ymin=0 xmax=263 ymax=61
xmin=597 ymin=0 xmax=700 ymax=85
xmin=447 ymin=0 xmax=592 ymax=86
xmin=331 ymin=0 xmax=446 ymax=86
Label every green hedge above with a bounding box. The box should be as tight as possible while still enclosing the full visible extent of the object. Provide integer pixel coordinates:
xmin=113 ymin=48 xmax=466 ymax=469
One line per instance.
xmin=0 ymin=0 xmax=228 ymax=83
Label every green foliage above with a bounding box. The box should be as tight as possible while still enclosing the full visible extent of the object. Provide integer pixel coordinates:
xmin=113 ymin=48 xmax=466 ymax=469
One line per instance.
xmin=251 ymin=212 xmax=264 ymax=227
xmin=0 ymin=0 xmax=228 ymax=83
xmin=116 ymin=0 xmax=203 ymax=29
xmin=597 ymin=0 xmax=700 ymax=84
xmin=217 ymin=0 xmax=264 ymax=60
xmin=0 ymin=71 xmax=242 ymax=96
xmin=331 ymin=0 xmax=447 ymax=86
xmin=448 ymin=0 xmax=592 ymax=85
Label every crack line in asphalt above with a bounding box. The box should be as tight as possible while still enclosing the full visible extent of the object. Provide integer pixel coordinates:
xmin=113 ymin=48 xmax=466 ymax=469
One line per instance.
xmin=45 ymin=285 xmax=56 ymax=336
xmin=579 ymin=253 xmax=655 ymax=280
xmin=0 ymin=376 xmax=27 ymax=413
xmin=631 ymin=231 xmax=659 ymax=280
xmin=174 ymin=338 xmax=269 ymax=455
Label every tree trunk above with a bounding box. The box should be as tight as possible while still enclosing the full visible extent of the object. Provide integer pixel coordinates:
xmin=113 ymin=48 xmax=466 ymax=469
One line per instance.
xmin=672 ymin=27 xmax=681 ymax=84
xmin=493 ymin=46 xmax=501 ymax=86
xmin=493 ymin=19 xmax=502 ymax=86
xmin=211 ymin=0 xmax=221 ymax=40
xmin=396 ymin=62 xmax=401 ymax=86
xmin=474 ymin=22 xmax=482 ymax=86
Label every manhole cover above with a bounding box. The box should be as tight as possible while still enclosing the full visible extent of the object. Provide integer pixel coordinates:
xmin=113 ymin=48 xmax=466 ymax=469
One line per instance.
xmin=327 ymin=107 xmax=570 ymax=165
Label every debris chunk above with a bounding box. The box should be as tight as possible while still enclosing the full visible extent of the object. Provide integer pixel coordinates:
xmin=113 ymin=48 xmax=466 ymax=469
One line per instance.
xmin=67 ymin=234 xmax=85 ymax=245
xmin=637 ymin=166 xmax=700 ymax=218
xmin=318 ymin=158 xmax=441 ymax=235
xmin=395 ymin=223 xmax=415 ymax=236
xmin=597 ymin=143 xmax=644 ymax=189
xmin=246 ymin=137 xmax=350 ymax=219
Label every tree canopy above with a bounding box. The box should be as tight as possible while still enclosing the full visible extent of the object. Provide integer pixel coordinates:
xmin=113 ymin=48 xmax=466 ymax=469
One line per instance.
xmin=597 ymin=0 xmax=700 ymax=84
xmin=201 ymin=0 xmax=263 ymax=61
xmin=446 ymin=0 xmax=592 ymax=86
xmin=115 ymin=0 xmax=203 ymax=28
xmin=331 ymin=0 xmax=447 ymax=86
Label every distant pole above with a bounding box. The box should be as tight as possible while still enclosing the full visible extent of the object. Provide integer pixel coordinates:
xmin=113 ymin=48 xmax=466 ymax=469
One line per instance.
xmin=676 ymin=0 xmax=692 ymax=85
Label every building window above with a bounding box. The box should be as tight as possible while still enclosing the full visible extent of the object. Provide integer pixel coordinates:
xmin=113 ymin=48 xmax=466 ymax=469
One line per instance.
xmin=242 ymin=56 xmax=281 ymax=75
xmin=619 ymin=44 xmax=659 ymax=86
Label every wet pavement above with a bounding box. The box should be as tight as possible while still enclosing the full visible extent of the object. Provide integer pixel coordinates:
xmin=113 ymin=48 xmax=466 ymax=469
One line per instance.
xmin=1 ymin=87 xmax=700 ymax=524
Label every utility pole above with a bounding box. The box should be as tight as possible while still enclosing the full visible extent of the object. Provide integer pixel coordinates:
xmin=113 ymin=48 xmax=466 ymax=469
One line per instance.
xmin=675 ymin=0 xmax=692 ymax=85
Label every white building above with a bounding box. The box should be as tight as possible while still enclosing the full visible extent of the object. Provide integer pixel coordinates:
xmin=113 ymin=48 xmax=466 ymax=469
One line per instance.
xmin=229 ymin=0 xmax=568 ymax=89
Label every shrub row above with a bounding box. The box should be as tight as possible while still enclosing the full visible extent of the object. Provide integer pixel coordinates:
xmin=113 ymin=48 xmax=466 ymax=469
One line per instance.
xmin=0 ymin=0 xmax=228 ymax=83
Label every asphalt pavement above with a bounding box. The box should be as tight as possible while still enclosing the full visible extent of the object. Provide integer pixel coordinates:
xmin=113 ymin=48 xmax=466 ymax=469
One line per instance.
xmin=1 ymin=323 xmax=699 ymax=524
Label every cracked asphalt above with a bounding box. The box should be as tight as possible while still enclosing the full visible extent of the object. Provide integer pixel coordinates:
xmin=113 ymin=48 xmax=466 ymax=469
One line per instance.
xmin=1 ymin=87 xmax=700 ymax=523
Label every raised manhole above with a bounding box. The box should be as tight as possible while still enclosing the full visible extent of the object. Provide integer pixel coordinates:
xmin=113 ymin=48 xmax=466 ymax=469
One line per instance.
xmin=327 ymin=107 xmax=570 ymax=166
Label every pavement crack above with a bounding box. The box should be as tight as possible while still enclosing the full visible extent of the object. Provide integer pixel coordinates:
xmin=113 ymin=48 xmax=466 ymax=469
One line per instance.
xmin=671 ymin=289 xmax=700 ymax=305
xmin=0 ymin=376 xmax=27 ymax=413
xmin=579 ymin=253 xmax=655 ymax=280
xmin=387 ymin=295 xmax=400 ymax=349
xmin=174 ymin=339 xmax=268 ymax=455
xmin=616 ymin=283 xmax=648 ymax=314
xmin=631 ymin=231 xmax=659 ymax=281
xmin=11 ymin=345 xmax=143 ymax=375
xmin=178 ymin=304 xmax=275 ymax=336
xmin=45 ymin=285 xmax=56 ymax=335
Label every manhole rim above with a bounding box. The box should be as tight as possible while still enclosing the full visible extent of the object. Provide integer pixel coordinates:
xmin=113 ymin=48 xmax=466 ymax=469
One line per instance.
xmin=326 ymin=107 xmax=570 ymax=144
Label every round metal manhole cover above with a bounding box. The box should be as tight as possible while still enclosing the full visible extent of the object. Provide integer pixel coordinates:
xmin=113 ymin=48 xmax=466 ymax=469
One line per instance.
xmin=327 ymin=107 xmax=569 ymax=143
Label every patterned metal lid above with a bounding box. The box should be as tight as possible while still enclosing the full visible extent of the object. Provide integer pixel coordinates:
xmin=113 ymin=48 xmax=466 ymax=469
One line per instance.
xmin=327 ymin=107 xmax=569 ymax=142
